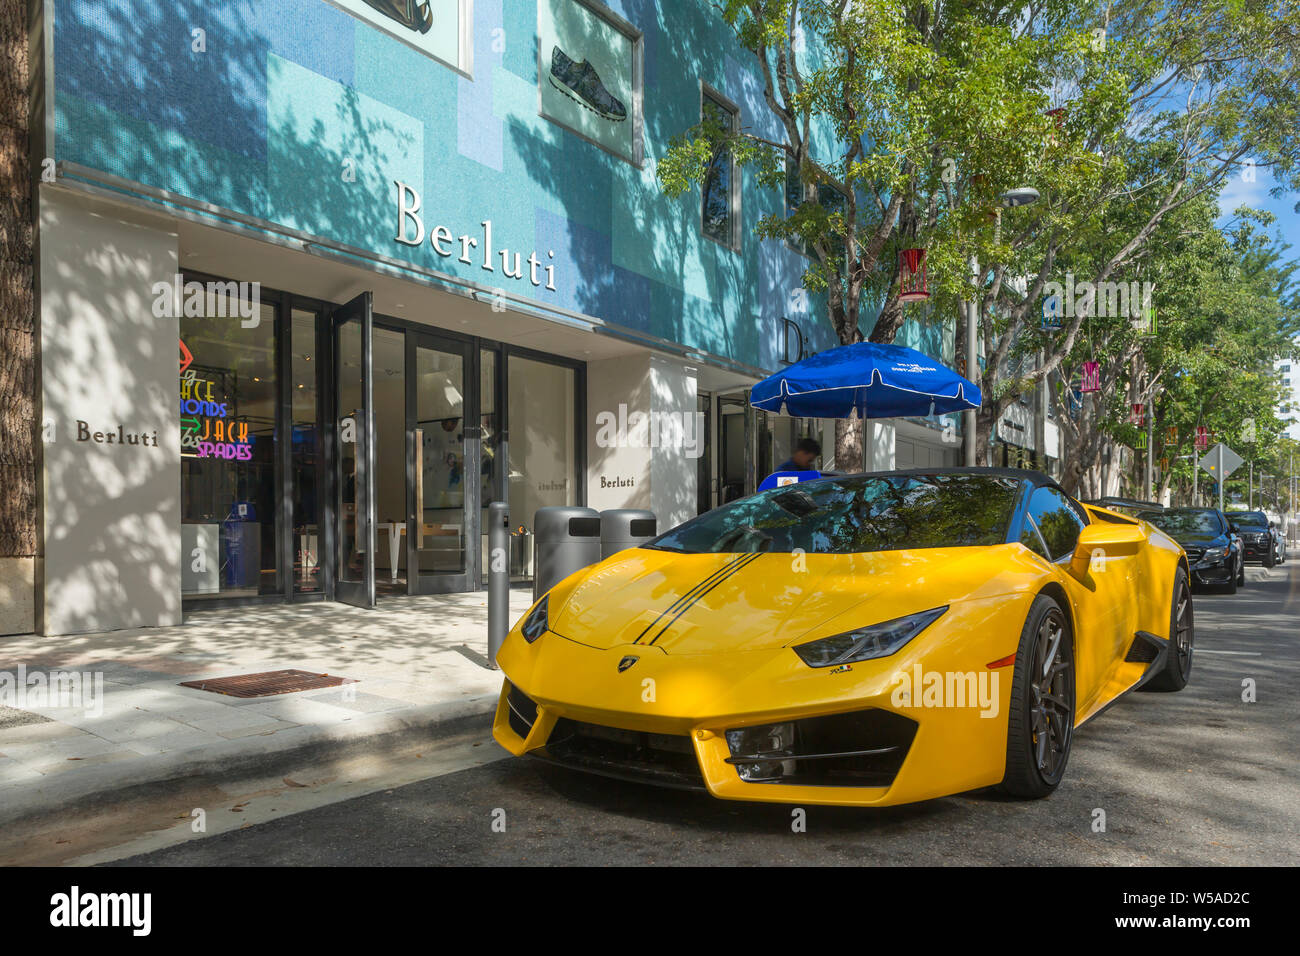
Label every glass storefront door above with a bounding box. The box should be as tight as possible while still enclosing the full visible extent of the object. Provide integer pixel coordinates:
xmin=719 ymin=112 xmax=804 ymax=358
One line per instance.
xmin=183 ymin=279 xmax=586 ymax=607
xmin=407 ymin=333 xmax=477 ymax=593
xmin=333 ymin=293 xmax=376 ymax=609
xmin=717 ymin=390 xmax=752 ymax=504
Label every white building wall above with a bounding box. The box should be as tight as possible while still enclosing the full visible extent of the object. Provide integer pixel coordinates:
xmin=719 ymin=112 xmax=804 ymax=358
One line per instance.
xmin=586 ymin=352 xmax=698 ymax=532
xmin=38 ymin=193 xmax=182 ymax=634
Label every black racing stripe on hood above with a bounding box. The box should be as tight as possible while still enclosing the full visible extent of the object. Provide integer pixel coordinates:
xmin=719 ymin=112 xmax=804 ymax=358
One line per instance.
xmin=645 ymin=552 xmax=763 ymax=646
xmin=632 ymin=553 xmax=754 ymax=645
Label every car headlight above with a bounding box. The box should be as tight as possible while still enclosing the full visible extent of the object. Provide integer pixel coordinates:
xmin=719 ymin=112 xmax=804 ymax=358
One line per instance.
xmin=1201 ymin=547 xmax=1226 ymax=562
xmin=520 ymin=595 xmax=549 ymax=643
xmin=793 ymin=607 xmax=948 ymax=668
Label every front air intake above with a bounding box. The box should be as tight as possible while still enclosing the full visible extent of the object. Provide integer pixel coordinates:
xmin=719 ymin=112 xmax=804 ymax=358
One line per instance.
xmin=506 ymin=683 xmax=539 ymax=739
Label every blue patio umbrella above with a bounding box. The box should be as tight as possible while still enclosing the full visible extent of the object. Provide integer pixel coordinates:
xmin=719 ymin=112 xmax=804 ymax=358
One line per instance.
xmin=750 ymin=341 xmax=981 ymax=419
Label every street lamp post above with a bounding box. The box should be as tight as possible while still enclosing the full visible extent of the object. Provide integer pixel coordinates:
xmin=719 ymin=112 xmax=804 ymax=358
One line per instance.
xmin=964 ymin=187 xmax=1040 ymax=468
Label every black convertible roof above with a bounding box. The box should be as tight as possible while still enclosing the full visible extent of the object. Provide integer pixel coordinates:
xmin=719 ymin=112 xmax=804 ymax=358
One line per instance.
xmin=1085 ymin=496 xmax=1163 ymax=511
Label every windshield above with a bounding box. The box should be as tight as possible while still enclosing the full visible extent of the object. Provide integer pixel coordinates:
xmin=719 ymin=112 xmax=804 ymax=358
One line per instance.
xmin=646 ymin=473 xmax=1022 ymax=555
xmin=1225 ymin=511 xmax=1268 ymax=529
xmin=1138 ymin=509 xmax=1222 ymax=536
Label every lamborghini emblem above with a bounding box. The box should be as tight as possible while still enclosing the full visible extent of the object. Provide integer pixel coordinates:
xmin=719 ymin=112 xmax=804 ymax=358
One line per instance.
xmin=618 ymin=655 xmax=639 ymax=673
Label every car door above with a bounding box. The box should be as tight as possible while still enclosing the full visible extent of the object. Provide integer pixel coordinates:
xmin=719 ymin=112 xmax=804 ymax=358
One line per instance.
xmin=1023 ymin=487 xmax=1137 ymax=716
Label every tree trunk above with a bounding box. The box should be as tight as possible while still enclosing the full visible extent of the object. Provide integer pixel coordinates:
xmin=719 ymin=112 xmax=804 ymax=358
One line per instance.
xmin=834 ymin=416 xmax=864 ymax=473
xmin=827 ymin=299 xmax=866 ymax=471
xmin=0 ymin=0 xmax=35 ymax=561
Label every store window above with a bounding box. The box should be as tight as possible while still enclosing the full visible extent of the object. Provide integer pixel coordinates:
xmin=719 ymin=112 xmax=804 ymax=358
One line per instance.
xmin=480 ymin=348 xmax=502 ymax=584
xmin=374 ymin=328 xmax=408 ymax=592
xmin=180 ymin=290 xmax=279 ymax=599
xmin=290 ymin=309 xmax=321 ymax=592
xmin=785 ymin=158 xmax=848 ymax=259
xmin=701 ymin=87 xmax=739 ymax=248
xmin=413 ymin=340 xmax=462 ymax=578
xmin=508 ymin=355 xmax=577 ymax=534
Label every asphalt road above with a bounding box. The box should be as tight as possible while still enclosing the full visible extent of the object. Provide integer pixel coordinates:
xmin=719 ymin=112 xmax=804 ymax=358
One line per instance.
xmin=114 ymin=562 xmax=1300 ymax=866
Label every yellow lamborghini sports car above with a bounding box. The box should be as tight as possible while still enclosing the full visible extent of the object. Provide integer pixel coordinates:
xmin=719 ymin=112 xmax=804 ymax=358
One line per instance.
xmin=492 ymin=468 xmax=1193 ymax=807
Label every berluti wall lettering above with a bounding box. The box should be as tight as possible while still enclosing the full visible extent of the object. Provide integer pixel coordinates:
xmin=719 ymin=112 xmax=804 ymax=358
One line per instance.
xmin=393 ymin=183 xmax=559 ymax=291
xmin=75 ymin=422 xmax=160 ymax=447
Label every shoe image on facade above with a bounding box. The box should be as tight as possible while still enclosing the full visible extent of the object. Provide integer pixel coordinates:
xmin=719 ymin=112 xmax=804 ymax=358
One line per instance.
xmin=362 ymin=0 xmax=433 ymax=34
xmin=549 ymin=46 xmax=627 ymax=122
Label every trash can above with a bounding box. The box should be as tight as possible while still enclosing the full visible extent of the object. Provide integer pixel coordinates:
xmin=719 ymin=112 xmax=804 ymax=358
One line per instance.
xmin=600 ymin=509 xmax=657 ymax=559
xmin=532 ymin=506 xmax=602 ymax=600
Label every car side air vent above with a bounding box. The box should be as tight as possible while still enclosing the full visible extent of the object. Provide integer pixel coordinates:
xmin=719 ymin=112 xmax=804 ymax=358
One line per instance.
xmin=1124 ymin=633 xmax=1162 ymax=664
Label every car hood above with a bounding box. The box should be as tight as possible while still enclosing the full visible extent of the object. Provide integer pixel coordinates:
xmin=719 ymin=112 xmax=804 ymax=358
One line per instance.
xmin=547 ymin=545 xmax=1023 ymax=655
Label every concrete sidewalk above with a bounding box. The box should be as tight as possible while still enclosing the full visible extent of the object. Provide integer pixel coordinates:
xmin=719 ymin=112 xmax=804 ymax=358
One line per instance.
xmin=0 ymin=590 xmax=533 ymax=825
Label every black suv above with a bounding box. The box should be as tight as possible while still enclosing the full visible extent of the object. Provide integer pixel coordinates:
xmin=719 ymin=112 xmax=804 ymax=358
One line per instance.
xmin=1137 ymin=507 xmax=1246 ymax=593
xmin=1224 ymin=511 xmax=1282 ymax=568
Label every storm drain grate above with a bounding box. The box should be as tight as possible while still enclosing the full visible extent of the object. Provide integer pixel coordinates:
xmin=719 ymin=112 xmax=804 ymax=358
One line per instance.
xmin=179 ymin=669 xmax=357 ymax=699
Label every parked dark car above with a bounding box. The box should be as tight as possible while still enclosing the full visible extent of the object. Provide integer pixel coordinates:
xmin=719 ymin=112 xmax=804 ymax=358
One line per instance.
xmin=1085 ymin=497 xmax=1164 ymax=518
xmin=1224 ymin=511 xmax=1283 ymax=567
xmin=1137 ymin=507 xmax=1245 ymax=593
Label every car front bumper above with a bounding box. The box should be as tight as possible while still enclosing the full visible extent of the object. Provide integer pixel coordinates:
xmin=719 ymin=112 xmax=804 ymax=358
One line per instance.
xmin=1240 ymin=539 xmax=1272 ymax=560
xmin=492 ymin=596 xmax=1038 ymax=808
xmin=1185 ymin=550 xmax=1233 ymax=585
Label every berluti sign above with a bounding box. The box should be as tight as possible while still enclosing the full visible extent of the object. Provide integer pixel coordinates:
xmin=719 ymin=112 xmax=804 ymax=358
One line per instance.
xmin=75 ymin=422 xmax=161 ymax=447
xmin=393 ymin=182 xmax=560 ymax=290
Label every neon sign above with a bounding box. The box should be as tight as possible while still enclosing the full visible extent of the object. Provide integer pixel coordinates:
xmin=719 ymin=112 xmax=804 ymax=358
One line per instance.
xmin=180 ymin=364 xmax=254 ymax=460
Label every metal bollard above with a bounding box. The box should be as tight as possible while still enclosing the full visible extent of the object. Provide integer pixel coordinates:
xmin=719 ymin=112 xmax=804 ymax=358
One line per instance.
xmin=487 ymin=500 xmax=509 ymax=667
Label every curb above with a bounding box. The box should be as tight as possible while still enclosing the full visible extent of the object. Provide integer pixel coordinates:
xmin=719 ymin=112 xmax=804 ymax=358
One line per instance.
xmin=0 ymin=693 xmax=499 ymax=829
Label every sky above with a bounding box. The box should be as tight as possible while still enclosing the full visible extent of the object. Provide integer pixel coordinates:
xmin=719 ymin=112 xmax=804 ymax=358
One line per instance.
xmin=1216 ymin=162 xmax=1300 ymax=265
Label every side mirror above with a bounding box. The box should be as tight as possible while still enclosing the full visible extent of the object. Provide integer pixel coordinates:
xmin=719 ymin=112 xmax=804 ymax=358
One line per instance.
xmin=1228 ymin=522 xmax=1239 ymax=533
xmin=1069 ymin=522 xmax=1144 ymax=579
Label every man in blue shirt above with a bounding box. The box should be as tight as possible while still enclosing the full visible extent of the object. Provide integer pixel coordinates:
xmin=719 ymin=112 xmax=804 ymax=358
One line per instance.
xmin=778 ymin=438 xmax=821 ymax=473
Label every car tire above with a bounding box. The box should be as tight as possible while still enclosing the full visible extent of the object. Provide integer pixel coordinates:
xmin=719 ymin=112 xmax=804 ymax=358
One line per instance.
xmin=1238 ymin=556 xmax=1247 ymax=586
xmin=999 ymin=594 xmax=1074 ymax=799
xmin=1145 ymin=568 xmax=1193 ymax=692
xmin=1263 ymin=545 xmax=1275 ymax=569
xmin=1223 ymin=560 xmax=1238 ymax=594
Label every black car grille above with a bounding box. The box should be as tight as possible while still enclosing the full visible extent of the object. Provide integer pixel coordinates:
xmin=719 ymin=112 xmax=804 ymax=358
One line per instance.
xmin=1183 ymin=546 xmax=1204 ymax=561
xmin=725 ymin=709 xmax=918 ymax=788
xmin=506 ymin=683 xmax=538 ymax=739
xmin=538 ymin=719 xmax=706 ymax=790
